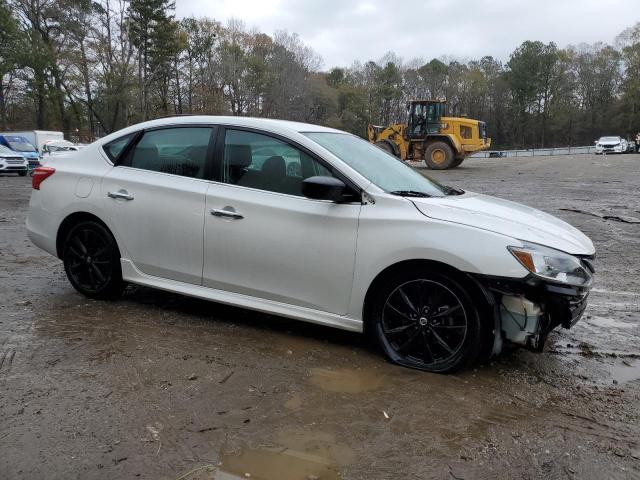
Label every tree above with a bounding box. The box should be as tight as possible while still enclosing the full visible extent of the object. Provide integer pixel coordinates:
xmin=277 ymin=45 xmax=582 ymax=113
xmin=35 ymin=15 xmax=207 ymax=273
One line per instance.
xmin=0 ymin=0 xmax=22 ymax=128
xmin=128 ymin=0 xmax=177 ymax=120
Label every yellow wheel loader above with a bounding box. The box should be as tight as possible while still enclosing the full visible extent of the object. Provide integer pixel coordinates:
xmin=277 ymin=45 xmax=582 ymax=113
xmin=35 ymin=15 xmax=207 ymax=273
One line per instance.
xmin=367 ymin=100 xmax=491 ymax=169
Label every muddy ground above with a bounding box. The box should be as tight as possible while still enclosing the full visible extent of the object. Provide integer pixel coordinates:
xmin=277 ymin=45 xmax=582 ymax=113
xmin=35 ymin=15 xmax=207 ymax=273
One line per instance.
xmin=1 ymin=153 xmax=639 ymax=480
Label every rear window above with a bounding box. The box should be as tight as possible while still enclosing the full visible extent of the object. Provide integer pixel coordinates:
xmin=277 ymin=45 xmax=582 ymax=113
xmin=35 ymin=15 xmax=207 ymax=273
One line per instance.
xmin=103 ymin=133 xmax=136 ymax=162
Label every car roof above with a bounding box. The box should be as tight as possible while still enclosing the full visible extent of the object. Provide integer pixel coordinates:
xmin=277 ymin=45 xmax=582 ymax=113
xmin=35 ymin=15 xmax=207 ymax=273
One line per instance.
xmin=97 ymin=116 xmax=344 ymax=145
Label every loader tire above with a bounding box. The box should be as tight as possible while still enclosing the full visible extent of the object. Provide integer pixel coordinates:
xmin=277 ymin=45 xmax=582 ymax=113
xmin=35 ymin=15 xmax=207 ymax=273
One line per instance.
xmin=424 ymin=141 xmax=455 ymax=169
xmin=451 ymin=157 xmax=465 ymax=168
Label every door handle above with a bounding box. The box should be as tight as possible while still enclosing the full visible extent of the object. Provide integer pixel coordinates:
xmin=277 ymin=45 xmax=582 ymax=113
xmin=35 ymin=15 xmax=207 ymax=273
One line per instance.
xmin=107 ymin=189 xmax=134 ymax=201
xmin=210 ymin=208 xmax=244 ymax=219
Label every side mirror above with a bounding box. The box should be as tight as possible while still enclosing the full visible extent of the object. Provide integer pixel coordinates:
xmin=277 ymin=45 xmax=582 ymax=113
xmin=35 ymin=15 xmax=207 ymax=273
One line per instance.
xmin=302 ymin=176 xmax=353 ymax=202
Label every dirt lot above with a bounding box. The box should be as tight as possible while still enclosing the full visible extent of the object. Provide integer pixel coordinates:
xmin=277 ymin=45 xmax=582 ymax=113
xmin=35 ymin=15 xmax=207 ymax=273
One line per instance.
xmin=1 ymin=153 xmax=639 ymax=480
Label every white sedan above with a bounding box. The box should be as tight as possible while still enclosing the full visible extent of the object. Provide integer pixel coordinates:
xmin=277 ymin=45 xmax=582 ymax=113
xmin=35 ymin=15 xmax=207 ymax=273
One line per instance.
xmin=595 ymin=136 xmax=627 ymax=154
xmin=27 ymin=116 xmax=595 ymax=373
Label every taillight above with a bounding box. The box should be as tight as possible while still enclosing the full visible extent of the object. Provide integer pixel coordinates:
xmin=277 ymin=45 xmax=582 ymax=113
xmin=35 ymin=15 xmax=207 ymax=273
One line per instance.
xmin=32 ymin=166 xmax=56 ymax=190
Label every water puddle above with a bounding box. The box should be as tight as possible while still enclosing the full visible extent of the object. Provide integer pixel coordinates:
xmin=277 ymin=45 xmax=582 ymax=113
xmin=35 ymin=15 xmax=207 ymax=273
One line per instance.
xmin=608 ymin=359 xmax=640 ymax=384
xmin=217 ymin=447 xmax=342 ymax=480
xmin=273 ymin=429 xmax=356 ymax=466
xmin=284 ymin=393 xmax=302 ymax=410
xmin=309 ymin=367 xmax=388 ymax=393
xmin=584 ymin=315 xmax=635 ymax=330
xmin=189 ymin=429 xmax=356 ymax=480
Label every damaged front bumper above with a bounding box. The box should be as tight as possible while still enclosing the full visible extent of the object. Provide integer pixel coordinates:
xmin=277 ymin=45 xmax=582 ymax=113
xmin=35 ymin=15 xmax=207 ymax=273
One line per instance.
xmin=472 ymin=270 xmax=593 ymax=355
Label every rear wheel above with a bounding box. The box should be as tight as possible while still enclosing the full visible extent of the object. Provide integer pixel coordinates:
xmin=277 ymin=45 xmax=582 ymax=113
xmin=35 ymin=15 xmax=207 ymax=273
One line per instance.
xmin=370 ymin=268 xmax=484 ymax=373
xmin=424 ymin=141 xmax=455 ymax=169
xmin=375 ymin=141 xmax=396 ymax=157
xmin=62 ymin=220 xmax=124 ymax=299
xmin=450 ymin=156 xmax=465 ymax=168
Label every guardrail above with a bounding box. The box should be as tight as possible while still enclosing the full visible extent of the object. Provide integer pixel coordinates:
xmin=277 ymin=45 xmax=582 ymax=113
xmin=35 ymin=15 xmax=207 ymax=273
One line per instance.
xmin=471 ymin=145 xmax=597 ymax=158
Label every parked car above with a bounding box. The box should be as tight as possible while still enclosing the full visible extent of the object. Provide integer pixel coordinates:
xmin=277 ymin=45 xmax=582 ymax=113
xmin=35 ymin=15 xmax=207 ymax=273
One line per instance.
xmin=42 ymin=140 xmax=85 ymax=159
xmin=627 ymin=140 xmax=637 ymax=153
xmin=2 ymin=130 xmax=64 ymax=154
xmin=488 ymin=151 xmax=506 ymax=158
xmin=27 ymin=117 xmax=595 ymax=373
xmin=594 ymin=136 xmax=627 ymax=154
xmin=0 ymin=134 xmax=41 ymax=168
xmin=0 ymin=144 xmax=28 ymax=176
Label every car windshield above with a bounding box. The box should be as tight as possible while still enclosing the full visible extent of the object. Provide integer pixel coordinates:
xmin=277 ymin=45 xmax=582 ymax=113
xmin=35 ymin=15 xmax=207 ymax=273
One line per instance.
xmin=6 ymin=137 xmax=36 ymax=152
xmin=600 ymin=137 xmax=620 ymax=142
xmin=0 ymin=145 xmax=17 ymax=155
xmin=304 ymin=132 xmax=448 ymax=197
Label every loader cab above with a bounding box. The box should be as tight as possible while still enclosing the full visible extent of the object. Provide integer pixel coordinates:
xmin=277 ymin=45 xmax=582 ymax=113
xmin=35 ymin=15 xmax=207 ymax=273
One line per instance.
xmin=407 ymin=100 xmax=446 ymax=139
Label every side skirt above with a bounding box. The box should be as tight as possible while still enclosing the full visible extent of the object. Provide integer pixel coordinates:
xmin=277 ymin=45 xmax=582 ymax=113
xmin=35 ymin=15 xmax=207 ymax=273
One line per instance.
xmin=120 ymin=259 xmax=363 ymax=333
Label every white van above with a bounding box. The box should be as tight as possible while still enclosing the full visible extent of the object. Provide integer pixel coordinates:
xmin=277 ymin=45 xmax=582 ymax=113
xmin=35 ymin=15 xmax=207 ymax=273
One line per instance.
xmin=3 ymin=130 xmax=64 ymax=154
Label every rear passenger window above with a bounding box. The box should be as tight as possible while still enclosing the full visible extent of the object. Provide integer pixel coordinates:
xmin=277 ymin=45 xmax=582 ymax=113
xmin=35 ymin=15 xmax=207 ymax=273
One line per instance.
xmin=103 ymin=133 xmax=135 ymax=162
xmin=223 ymin=129 xmax=335 ymax=196
xmin=122 ymin=127 xmax=213 ymax=179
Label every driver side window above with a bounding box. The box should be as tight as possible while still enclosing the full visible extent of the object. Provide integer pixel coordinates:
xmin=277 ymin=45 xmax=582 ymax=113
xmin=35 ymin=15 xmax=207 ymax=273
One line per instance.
xmin=223 ymin=129 xmax=334 ymax=197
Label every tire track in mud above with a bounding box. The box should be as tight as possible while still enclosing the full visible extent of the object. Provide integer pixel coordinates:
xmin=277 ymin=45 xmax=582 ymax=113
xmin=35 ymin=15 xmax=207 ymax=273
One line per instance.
xmin=0 ymin=349 xmax=16 ymax=373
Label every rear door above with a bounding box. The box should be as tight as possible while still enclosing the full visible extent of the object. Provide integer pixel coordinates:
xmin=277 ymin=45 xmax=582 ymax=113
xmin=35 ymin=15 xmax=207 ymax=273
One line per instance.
xmin=101 ymin=126 xmax=215 ymax=285
xmin=203 ymin=128 xmax=361 ymax=315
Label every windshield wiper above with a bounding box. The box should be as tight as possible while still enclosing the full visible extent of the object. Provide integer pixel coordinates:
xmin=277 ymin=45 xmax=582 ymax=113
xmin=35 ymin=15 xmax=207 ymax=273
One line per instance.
xmin=389 ymin=190 xmax=433 ymax=198
xmin=442 ymin=185 xmax=465 ymax=195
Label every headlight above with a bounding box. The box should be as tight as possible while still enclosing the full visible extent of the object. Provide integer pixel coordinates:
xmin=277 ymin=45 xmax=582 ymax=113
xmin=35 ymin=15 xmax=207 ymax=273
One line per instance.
xmin=508 ymin=242 xmax=592 ymax=287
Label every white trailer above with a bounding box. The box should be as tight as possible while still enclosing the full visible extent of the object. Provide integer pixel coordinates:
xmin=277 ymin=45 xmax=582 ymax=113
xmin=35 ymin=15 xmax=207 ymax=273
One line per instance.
xmin=2 ymin=130 xmax=64 ymax=153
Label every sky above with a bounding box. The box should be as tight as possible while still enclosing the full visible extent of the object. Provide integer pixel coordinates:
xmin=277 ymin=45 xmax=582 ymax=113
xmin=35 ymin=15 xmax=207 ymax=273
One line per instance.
xmin=175 ymin=0 xmax=639 ymax=69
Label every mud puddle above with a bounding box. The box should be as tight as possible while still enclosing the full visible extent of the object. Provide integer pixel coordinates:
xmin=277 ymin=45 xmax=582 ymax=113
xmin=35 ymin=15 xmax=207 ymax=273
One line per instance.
xmin=308 ymin=367 xmax=389 ymax=393
xmin=608 ymin=359 xmax=640 ymax=384
xmin=217 ymin=447 xmax=341 ymax=480
xmin=212 ymin=430 xmax=353 ymax=480
xmin=584 ymin=315 xmax=635 ymax=330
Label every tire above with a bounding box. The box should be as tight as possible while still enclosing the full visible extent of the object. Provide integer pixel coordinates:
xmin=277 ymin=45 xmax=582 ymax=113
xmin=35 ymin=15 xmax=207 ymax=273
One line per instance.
xmin=375 ymin=141 xmax=396 ymax=157
xmin=62 ymin=220 xmax=124 ymax=300
xmin=369 ymin=268 xmax=484 ymax=373
xmin=450 ymin=157 xmax=465 ymax=168
xmin=18 ymin=171 xmax=28 ymax=177
xmin=424 ymin=141 xmax=455 ymax=169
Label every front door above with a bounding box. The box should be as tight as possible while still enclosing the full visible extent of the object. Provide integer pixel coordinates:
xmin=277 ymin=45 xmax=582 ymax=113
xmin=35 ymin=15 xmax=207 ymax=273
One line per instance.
xmin=203 ymin=128 xmax=361 ymax=315
xmin=101 ymin=126 xmax=215 ymax=285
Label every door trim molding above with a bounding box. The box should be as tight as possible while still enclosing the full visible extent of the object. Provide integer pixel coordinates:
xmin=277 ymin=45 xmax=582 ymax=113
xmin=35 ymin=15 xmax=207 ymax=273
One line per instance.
xmin=120 ymin=259 xmax=364 ymax=332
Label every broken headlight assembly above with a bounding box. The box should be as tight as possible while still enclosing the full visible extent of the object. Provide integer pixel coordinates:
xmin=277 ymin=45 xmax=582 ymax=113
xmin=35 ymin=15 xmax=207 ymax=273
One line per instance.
xmin=508 ymin=242 xmax=593 ymax=288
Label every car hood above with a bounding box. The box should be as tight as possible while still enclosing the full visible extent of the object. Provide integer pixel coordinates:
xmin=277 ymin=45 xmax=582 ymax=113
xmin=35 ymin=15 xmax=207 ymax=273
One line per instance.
xmin=411 ymin=192 xmax=595 ymax=255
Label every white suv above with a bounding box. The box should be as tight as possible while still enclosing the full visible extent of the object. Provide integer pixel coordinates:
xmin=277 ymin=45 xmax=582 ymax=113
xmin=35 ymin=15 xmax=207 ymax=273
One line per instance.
xmin=0 ymin=145 xmax=28 ymax=176
xmin=27 ymin=117 xmax=595 ymax=373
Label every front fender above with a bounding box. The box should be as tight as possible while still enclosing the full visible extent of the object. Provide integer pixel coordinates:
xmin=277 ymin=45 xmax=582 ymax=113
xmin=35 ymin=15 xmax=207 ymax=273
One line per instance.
xmin=346 ymin=195 xmax=528 ymax=321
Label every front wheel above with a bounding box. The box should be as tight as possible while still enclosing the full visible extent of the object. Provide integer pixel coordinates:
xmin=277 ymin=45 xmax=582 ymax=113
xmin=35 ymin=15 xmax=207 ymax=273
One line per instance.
xmin=370 ymin=269 xmax=484 ymax=373
xmin=62 ymin=220 xmax=124 ymax=299
xmin=18 ymin=171 xmax=28 ymax=177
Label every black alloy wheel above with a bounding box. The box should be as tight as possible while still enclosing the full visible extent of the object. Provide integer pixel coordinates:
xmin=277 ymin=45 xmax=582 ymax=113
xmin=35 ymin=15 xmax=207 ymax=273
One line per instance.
xmin=63 ymin=221 xmax=124 ymax=299
xmin=372 ymin=270 xmax=483 ymax=373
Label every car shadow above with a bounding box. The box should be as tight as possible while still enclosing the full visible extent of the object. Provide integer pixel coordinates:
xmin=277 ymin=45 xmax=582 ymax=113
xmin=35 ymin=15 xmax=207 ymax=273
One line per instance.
xmin=120 ymin=283 xmax=369 ymax=353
